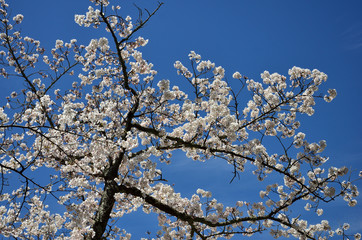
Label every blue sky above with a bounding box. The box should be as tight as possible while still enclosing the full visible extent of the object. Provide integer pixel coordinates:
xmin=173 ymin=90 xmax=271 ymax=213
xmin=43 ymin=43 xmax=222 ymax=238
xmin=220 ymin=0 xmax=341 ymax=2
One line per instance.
xmin=4 ymin=0 xmax=362 ymax=239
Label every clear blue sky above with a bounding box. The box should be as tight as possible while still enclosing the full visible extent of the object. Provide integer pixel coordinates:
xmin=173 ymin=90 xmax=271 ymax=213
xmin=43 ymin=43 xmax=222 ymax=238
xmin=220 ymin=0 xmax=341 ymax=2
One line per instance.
xmin=4 ymin=0 xmax=362 ymax=239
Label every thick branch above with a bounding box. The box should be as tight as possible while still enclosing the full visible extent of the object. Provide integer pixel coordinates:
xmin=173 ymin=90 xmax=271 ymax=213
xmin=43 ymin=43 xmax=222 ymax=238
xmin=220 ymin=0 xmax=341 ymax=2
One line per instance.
xmin=118 ymin=184 xmax=270 ymax=228
xmin=91 ymin=179 xmax=120 ymax=240
xmin=118 ymin=184 xmax=317 ymax=239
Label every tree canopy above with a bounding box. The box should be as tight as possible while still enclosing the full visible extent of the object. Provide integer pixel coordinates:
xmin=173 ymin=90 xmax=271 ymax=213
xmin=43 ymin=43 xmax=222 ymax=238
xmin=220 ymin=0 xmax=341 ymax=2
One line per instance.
xmin=0 ymin=0 xmax=360 ymax=239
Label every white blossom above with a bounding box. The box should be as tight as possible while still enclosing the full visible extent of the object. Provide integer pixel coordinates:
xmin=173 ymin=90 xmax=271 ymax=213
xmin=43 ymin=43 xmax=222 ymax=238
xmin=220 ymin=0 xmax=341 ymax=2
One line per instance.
xmin=12 ymin=14 xmax=23 ymax=23
xmin=232 ymin=71 xmax=242 ymax=79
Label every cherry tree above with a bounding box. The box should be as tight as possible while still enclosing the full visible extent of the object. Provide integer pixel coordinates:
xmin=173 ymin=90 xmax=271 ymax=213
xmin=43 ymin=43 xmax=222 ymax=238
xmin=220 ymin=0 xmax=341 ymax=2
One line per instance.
xmin=0 ymin=0 xmax=360 ymax=239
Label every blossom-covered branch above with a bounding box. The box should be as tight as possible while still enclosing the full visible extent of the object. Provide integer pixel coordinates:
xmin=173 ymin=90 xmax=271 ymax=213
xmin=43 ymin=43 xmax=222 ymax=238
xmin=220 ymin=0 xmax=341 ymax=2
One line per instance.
xmin=0 ymin=0 xmax=360 ymax=239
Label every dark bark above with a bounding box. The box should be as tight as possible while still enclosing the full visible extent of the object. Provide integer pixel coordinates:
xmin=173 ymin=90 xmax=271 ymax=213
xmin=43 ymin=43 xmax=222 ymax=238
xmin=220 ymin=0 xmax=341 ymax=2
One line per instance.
xmin=91 ymin=180 xmax=119 ymax=240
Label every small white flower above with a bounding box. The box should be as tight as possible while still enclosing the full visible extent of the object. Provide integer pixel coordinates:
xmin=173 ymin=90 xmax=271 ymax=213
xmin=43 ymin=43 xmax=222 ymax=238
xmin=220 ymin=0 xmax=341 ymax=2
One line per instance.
xmin=355 ymin=233 xmax=361 ymax=240
xmin=157 ymin=79 xmax=170 ymax=91
xmin=348 ymin=199 xmax=357 ymax=207
xmin=304 ymin=203 xmax=311 ymax=211
xmin=342 ymin=223 xmax=350 ymax=230
xmin=336 ymin=228 xmax=343 ymax=235
xmin=55 ymin=39 xmax=64 ymax=49
xmin=316 ymin=208 xmax=323 ymax=216
xmin=324 ymin=186 xmax=336 ymax=197
xmin=13 ymin=14 xmax=24 ymax=23
xmin=232 ymin=71 xmax=242 ymax=79
xmin=98 ymin=37 xmax=109 ymax=52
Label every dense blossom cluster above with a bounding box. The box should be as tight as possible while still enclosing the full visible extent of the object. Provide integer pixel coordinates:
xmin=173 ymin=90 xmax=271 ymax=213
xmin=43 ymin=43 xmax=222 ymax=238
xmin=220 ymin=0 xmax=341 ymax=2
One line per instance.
xmin=0 ymin=0 xmax=360 ymax=239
